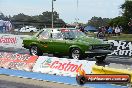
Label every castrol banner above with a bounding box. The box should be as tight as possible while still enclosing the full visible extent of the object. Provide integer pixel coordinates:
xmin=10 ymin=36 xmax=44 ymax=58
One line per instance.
xmin=32 ymin=56 xmax=96 ymax=77
xmin=0 ymin=52 xmax=38 ymax=71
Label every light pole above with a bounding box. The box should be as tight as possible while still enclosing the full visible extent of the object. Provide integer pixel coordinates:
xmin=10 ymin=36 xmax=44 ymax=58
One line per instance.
xmin=75 ymin=0 xmax=79 ymax=24
xmin=52 ymin=0 xmax=56 ymax=28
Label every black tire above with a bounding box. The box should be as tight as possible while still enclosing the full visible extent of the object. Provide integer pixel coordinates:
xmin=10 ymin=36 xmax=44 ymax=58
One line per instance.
xmin=29 ymin=45 xmax=43 ymax=56
xmin=30 ymin=30 xmax=34 ymax=32
xmin=95 ymin=55 xmax=107 ymax=63
xmin=69 ymin=48 xmax=83 ymax=60
xmin=76 ymin=76 xmax=86 ymax=85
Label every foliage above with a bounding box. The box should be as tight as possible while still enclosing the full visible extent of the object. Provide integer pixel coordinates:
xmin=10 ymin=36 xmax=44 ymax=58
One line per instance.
xmin=109 ymin=16 xmax=129 ymax=33
xmin=0 ymin=11 xmax=65 ymax=28
xmin=0 ymin=13 xmax=10 ymax=20
xmin=11 ymin=13 xmax=33 ymax=22
xmin=121 ymin=1 xmax=132 ymax=19
xmin=109 ymin=1 xmax=132 ymax=33
xmin=87 ymin=16 xmax=111 ymax=28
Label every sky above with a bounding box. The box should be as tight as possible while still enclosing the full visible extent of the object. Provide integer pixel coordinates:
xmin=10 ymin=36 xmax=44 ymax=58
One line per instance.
xmin=0 ymin=0 xmax=125 ymax=23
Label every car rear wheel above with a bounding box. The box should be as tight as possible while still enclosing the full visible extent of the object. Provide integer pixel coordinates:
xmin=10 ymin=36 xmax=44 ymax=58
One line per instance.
xmin=70 ymin=48 xmax=82 ymax=60
xmin=95 ymin=55 xmax=107 ymax=63
xmin=29 ymin=45 xmax=43 ymax=56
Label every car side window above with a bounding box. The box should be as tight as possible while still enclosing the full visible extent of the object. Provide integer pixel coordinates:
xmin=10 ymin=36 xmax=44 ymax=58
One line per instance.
xmin=63 ymin=32 xmax=69 ymax=39
xmin=51 ymin=33 xmax=63 ymax=40
xmin=38 ymin=30 xmax=50 ymax=39
xmin=63 ymin=32 xmax=74 ymax=39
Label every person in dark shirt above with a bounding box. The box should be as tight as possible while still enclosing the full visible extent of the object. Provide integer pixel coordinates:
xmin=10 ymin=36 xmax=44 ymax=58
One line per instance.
xmin=63 ymin=24 xmax=67 ymax=28
xmin=79 ymin=26 xmax=84 ymax=32
xmin=97 ymin=27 xmax=105 ymax=39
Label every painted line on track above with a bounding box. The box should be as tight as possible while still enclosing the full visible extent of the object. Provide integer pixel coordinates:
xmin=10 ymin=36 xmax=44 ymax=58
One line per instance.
xmin=0 ymin=68 xmax=128 ymax=88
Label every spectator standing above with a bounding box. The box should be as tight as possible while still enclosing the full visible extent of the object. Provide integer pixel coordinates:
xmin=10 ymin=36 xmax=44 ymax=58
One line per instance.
xmin=105 ymin=26 xmax=109 ymax=34
xmin=112 ymin=26 xmax=116 ymax=36
xmin=115 ymin=26 xmax=121 ymax=36
xmin=79 ymin=25 xmax=84 ymax=32
xmin=75 ymin=24 xmax=84 ymax=32
xmin=97 ymin=27 xmax=105 ymax=39
xmin=0 ymin=20 xmax=4 ymax=33
xmin=101 ymin=26 xmax=106 ymax=34
xmin=97 ymin=27 xmax=101 ymax=36
xmin=107 ymin=26 xmax=113 ymax=37
xmin=97 ymin=27 xmax=100 ymax=36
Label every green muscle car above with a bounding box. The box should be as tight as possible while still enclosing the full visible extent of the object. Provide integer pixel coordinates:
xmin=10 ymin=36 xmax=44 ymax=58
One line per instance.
xmin=23 ymin=28 xmax=113 ymax=63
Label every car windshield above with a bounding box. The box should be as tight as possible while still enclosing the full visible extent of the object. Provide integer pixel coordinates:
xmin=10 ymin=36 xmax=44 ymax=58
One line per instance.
xmin=63 ymin=30 xmax=86 ymax=39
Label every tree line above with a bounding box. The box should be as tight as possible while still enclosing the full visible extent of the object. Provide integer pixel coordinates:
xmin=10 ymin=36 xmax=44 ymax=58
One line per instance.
xmin=87 ymin=1 xmax=132 ymax=33
xmin=0 ymin=11 xmax=66 ymax=29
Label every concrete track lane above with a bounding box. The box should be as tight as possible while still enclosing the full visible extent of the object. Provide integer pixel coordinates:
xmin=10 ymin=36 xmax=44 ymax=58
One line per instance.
xmin=0 ymin=80 xmax=43 ymax=88
xmin=0 ymin=75 xmax=86 ymax=88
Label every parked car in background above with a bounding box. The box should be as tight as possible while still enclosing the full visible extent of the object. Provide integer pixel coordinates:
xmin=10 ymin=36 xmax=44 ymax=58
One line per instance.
xmin=23 ymin=28 xmax=113 ymax=63
xmin=19 ymin=26 xmax=39 ymax=32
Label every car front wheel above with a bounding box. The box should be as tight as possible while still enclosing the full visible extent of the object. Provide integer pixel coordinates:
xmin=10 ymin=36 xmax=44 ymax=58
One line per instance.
xmin=29 ymin=45 xmax=43 ymax=56
xmin=76 ymin=76 xmax=86 ymax=85
xmin=70 ymin=48 xmax=82 ymax=60
xmin=95 ymin=55 xmax=107 ymax=63
xmin=30 ymin=30 xmax=34 ymax=32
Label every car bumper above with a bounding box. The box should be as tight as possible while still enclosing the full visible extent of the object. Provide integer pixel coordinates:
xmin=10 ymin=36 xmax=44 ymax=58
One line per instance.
xmin=85 ymin=50 xmax=113 ymax=54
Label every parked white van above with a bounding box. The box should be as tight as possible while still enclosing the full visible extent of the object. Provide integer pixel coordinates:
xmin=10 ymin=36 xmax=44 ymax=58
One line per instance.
xmin=19 ymin=26 xmax=39 ymax=32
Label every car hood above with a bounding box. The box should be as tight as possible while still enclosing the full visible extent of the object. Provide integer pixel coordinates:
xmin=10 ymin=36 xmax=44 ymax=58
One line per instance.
xmin=23 ymin=35 xmax=36 ymax=40
xmin=74 ymin=36 xmax=105 ymax=44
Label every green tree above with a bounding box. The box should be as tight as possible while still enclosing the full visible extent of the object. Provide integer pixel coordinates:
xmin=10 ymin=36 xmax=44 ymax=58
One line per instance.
xmin=11 ymin=13 xmax=33 ymax=22
xmin=121 ymin=1 xmax=132 ymax=20
xmin=0 ymin=13 xmax=9 ymax=20
xmin=10 ymin=11 xmax=65 ymax=28
xmin=121 ymin=1 xmax=132 ymax=33
xmin=109 ymin=16 xmax=128 ymax=33
xmin=33 ymin=11 xmax=65 ymax=28
xmin=87 ymin=16 xmax=111 ymax=28
xmin=109 ymin=1 xmax=132 ymax=33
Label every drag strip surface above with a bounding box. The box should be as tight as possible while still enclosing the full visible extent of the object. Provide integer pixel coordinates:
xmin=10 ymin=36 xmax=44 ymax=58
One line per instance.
xmin=0 ymin=79 xmax=43 ymax=88
xmin=0 ymin=75 xmax=86 ymax=88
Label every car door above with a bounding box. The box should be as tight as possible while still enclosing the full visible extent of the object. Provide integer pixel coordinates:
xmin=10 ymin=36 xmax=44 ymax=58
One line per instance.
xmin=37 ymin=30 xmax=53 ymax=53
xmin=51 ymin=32 xmax=69 ymax=55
